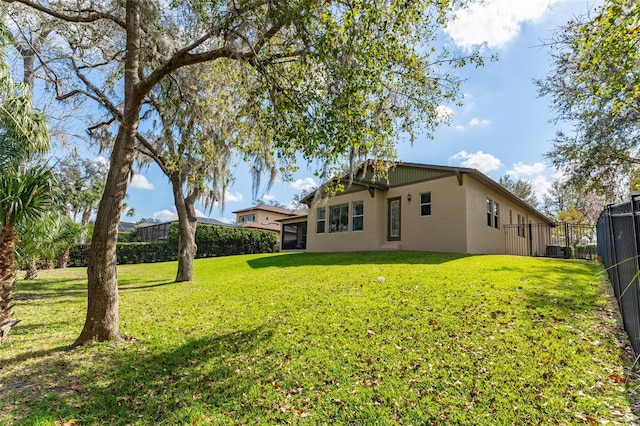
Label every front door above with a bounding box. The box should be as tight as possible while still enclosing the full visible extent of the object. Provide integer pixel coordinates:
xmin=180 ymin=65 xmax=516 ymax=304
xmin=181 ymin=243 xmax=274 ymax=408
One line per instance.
xmin=388 ymin=197 xmax=401 ymax=241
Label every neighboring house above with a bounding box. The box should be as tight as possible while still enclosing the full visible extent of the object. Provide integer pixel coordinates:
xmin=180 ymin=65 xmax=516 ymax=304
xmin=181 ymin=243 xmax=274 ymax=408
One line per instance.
xmin=118 ymin=221 xmax=136 ymax=233
xmin=278 ymin=162 xmax=555 ymax=256
xmin=232 ymin=204 xmax=301 ymax=234
xmin=135 ymin=217 xmax=229 ymax=242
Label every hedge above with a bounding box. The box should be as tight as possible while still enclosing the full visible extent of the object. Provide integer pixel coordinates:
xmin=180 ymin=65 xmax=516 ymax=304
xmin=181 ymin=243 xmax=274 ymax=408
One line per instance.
xmin=68 ymin=224 xmax=279 ymax=266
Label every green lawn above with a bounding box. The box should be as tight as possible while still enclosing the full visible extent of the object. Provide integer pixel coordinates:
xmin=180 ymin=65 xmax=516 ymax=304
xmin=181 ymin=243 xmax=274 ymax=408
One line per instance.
xmin=0 ymin=252 xmax=638 ymax=425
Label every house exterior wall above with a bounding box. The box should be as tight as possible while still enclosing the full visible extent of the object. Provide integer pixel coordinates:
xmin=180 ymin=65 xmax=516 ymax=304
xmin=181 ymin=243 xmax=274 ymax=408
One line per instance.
xmin=236 ymin=209 xmax=291 ymax=224
xmin=306 ymin=175 xmax=469 ymax=253
xmin=306 ymin=189 xmax=381 ymax=252
xmin=302 ymin=167 xmax=554 ymax=255
xmin=386 ymin=177 xmax=467 ymax=253
xmin=463 ymin=176 xmax=551 ymax=255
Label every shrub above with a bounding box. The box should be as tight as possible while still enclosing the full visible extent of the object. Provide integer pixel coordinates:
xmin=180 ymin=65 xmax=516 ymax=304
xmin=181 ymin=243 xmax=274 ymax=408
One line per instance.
xmin=68 ymin=224 xmax=278 ymax=266
xmin=68 ymin=242 xmax=178 ymax=267
xmin=117 ymin=231 xmax=136 ymax=243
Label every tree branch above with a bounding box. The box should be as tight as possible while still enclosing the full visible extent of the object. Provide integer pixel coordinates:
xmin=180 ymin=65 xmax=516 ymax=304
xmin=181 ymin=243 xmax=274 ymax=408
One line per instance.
xmin=69 ymin=53 xmax=124 ymax=122
xmin=2 ymin=0 xmax=126 ymax=28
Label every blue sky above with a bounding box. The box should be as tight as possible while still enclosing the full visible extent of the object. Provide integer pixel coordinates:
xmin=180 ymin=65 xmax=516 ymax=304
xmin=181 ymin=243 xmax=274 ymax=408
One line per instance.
xmin=112 ymin=0 xmax=599 ymax=224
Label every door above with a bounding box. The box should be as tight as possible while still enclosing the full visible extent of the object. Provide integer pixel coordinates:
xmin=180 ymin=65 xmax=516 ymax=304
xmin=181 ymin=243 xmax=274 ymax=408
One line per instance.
xmin=388 ymin=197 xmax=401 ymax=241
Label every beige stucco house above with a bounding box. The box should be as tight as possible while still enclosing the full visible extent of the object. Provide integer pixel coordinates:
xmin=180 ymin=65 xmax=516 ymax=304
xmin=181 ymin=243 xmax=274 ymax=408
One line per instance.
xmin=278 ymin=163 xmax=555 ymax=256
xmin=232 ymin=204 xmax=301 ymax=234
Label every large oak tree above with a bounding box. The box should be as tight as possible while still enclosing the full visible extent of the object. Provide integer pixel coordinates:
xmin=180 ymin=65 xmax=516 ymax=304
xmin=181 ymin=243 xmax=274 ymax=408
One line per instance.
xmin=3 ymin=0 xmax=484 ymax=345
xmin=539 ymin=0 xmax=640 ymax=199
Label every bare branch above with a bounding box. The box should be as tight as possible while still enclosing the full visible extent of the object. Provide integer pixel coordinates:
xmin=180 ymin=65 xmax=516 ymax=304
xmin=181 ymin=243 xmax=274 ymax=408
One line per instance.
xmin=69 ymin=53 xmax=123 ymax=122
xmin=2 ymin=0 xmax=126 ymax=28
xmin=87 ymin=118 xmax=115 ymax=133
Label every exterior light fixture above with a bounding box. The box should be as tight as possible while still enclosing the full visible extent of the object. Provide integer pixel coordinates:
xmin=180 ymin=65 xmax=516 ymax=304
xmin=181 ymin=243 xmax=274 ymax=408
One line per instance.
xmin=407 ymin=193 xmax=412 ymax=202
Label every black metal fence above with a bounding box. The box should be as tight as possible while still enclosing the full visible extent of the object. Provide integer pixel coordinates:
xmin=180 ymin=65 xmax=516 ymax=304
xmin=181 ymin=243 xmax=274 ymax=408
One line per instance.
xmin=504 ymin=222 xmax=597 ymax=259
xmin=597 ymin=198 xmax=640 ymax=355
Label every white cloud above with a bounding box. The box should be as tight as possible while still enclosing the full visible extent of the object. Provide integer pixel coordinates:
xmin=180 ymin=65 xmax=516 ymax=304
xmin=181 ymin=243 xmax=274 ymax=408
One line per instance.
xmin=469 ymin=118 xmax=490 ymax=127
xmin=507 ymin=162 xmax=546 ymax=178
xmin=436 ymin=105 xmax=454 ymax=121
xmin=225 ymin=190 xmax=243 ymax=202
xmin=531 ymin=174 xmax=553 ymax=203
xmin=129 ymin=174 xmax=155 ymax=190
xmin=450 ymin=150 xmax=503 ymax=173
xmin=446 ymin=0 xmax=559 ymax=51
xmin=217 ymin=217 xmax=235 ymax=224
xmin=152 ymin=209 xmax=178 ymax=222
xmin=95 ymin=155 xmax=109 ymax=172
xmin=455 ymin=125 xmax=466 ymax=131
xmin=290 ymin=177 xmax=317 ymax=192
xmin=261 ymin=194 xmax=276 ymax=202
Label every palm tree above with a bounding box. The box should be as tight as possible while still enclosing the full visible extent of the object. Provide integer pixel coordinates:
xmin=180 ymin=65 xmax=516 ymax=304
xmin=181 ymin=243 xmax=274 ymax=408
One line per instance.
xmin=0 ymin=164 xmax=54 ymax=337
xmin=17 ymin=210 xmax=81 ymax=279
xmin=0 ymin=25 xmax=52 ymax=340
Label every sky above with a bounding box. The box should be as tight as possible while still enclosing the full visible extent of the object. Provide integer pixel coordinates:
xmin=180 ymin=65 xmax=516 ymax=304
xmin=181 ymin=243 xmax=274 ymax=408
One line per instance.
xmin=100 ymin=0 xmax=601 ymax=224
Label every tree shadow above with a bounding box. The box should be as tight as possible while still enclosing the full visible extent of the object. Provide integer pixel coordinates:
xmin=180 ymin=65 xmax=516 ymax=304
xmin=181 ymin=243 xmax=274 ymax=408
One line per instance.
xmin=247 ymin=251 xmax=473 ymax=269
xmin=117 ymin=280 xmax=177 ymax=291
xmin=3 ymin=327 xmax=275 ymax=425
xmin=0 ymin=345 xmax=73 ymax=369
xmin=492 ymin=261 xmax=600 ymax=314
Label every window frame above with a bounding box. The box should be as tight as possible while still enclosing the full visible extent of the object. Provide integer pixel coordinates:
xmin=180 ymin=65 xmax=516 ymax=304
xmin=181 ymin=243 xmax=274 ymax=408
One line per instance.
xmin=329 ymin=203 xmax=349 ymax=233
xmin=240 ymin=214 xmax=255 ymax=224
xmin=352 ymin=200 xmax=364 ymax=232
xmin=420 ymin=192 xmax=432 ymax=217
xmin=316 ymin=207 xmax=326 ymax=234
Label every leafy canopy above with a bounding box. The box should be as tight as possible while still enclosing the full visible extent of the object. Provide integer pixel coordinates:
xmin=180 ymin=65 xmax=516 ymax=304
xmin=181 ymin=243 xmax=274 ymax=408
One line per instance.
xmin=539 ymin=0 xmax=640 ymax=199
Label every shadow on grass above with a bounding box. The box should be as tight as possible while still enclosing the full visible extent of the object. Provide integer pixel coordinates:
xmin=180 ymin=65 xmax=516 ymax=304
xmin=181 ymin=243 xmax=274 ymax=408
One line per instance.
xmin=15 ymin=278 xmax=178 ymax=299
xmin=494 ymin=261 xmax=601 ymax=314
xmin=247 ymin=251 xmax=473 ymax=269
xmin=117 ymin=280 xmax=177 ymax=291
xmin=6 ymin=327 xmax=274 ymax=425
xmin=0 ymin=345 xmax=73 ymax=369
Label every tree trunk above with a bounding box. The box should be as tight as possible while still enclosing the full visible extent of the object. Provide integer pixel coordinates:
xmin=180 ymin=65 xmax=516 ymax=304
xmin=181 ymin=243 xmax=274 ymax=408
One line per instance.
xmin=57 ymin=246 xmax=70 ymax=268
xmin=172 ymin=176 xmax=197 ymax=282
xmin=23 ymin=258 xmax=38 ymax=280
xmin=0 ymin=225 xmax=20 ymax=341
xmin=20 ymin=47 xmax=35 ymax=90
xmin=81 ymin=207 xmax=92 ymax=227
xmin=73 ymin=0 xmax=142 ymax=346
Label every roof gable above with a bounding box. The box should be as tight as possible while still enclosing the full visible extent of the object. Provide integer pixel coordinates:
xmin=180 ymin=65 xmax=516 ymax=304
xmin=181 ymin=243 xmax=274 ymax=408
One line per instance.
xmin=357 ymin=164 xmax=456 ymax=187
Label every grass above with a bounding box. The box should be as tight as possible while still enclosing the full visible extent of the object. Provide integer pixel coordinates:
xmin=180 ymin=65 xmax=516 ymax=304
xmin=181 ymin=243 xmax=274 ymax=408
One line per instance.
xmin=0 ymin=251 xmax=638 ymax=425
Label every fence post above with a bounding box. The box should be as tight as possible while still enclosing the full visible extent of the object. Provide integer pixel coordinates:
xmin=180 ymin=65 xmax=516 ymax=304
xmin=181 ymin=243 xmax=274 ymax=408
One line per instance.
xmin=626 ymin=196 xmax=640 ymax=354
xmin=605 ymin=204 xmax=620 ymax=303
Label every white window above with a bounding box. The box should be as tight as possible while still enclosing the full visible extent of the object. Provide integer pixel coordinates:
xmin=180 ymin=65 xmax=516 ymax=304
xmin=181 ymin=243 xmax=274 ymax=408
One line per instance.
xmin=486 ymin=199 xmax=492 ymax=227
xmin=420 ymin=192 xmax=431 ymax=217
xmin=316 ymin=208 xmax=326 ymax=234
xmin=329 ymin=204 xmax=349 ymax=233
xmin=487 ymin=199 xmax=499 ymax=229
xmin=240 ymin=214 xmax=255 ymax=224
xmin=352 ymin=201 xmax=364 ymax=231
